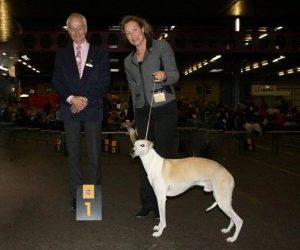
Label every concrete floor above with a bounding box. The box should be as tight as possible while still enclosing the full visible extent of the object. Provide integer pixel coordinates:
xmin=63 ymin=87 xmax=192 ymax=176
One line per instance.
xmin=0 ymin=132 xmax=299 ymax=250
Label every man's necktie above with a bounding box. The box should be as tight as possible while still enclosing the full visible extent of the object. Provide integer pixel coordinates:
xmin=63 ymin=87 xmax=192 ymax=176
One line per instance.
xmin=76 ymin=45 xmax=82 ymax=77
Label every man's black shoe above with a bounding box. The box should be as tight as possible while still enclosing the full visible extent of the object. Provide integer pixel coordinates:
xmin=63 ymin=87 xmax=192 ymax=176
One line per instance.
xmin=136 ymin=208 xmax=150 ymax=218
xmin=71 ymin=198 xmax=76 ymax=210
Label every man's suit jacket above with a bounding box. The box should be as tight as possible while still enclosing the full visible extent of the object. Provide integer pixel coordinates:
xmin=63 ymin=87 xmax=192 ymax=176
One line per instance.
xmin=52 ymin=44 xmax=111 ymax=122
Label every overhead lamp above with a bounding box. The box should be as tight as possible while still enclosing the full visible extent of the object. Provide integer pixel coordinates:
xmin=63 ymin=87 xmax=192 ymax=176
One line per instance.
xmin=210 ymin=69 xmax=223 ymax=73
xmin=109 ymin=58 xmax=119 ymax=63
xmin=110 ymin=68 xmax=119 ymax=72
xmin=109 ymin=26 xmax=120 ymax=31
xmin=0 ymin=65 xmax=8 ymax=71
xmin=274 ymin=26 xmax=283 ymax=31
xmin=235 ymin=18 xmax=240 ymax=32
xmin=21 ymin=54 xmax=30 ymax=61
xmin=210 ymin=55 xmax=221 ymax=62
xmin=259 ymin=33 xmax=268 ymax=39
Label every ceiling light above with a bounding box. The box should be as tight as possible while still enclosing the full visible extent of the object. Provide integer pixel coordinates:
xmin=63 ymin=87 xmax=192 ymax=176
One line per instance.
xmin=274 ymin=26 xmax=283 ymax=31
xmin=210 ymin=69 xmax=223 ymax=72
xmin=109 ymin=58 xmax=119 ymax=63
xmin=21 ymin=55 xmax=30 ymax=61
xmin=109 ymin=26 xmax=120 ymax=31
xmin=0 ymin=65 xmax=8 ymax=71
xmin=258 ymin=27 xmax=267 ymax=32
xmin=259 ymin=33 xmax=268 ymax=39
xmin=210 ymin=55 xmax=222 ymax=62
xmin=235 ymin=18 xmax=240 ymax=32
xmin=110 ymin=68 xmax=119 ymax=72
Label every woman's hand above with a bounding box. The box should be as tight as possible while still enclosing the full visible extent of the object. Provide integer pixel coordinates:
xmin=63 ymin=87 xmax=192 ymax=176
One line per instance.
xmin=152 ymin=71 xmax=166 ymax=82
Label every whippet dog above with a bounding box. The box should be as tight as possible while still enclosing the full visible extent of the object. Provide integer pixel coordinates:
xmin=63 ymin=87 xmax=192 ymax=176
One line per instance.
xmin=130 ymin=139 xmax=243 ymax=242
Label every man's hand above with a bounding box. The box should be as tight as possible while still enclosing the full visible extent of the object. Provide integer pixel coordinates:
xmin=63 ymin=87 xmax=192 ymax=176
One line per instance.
xmin=70 ymin=96 xmax=88 ymax=113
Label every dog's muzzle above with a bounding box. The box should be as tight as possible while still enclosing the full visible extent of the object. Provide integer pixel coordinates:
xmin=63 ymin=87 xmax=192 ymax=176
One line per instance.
xmin=130 ymin=148 xmax=136 ymax=158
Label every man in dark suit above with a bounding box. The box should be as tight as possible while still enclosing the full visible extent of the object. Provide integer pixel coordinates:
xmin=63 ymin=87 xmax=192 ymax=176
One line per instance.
xmin=52 ymin=13 xmax=111 ymax=210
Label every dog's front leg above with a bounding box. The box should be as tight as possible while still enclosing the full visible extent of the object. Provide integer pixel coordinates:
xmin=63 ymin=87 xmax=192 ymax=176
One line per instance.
xmin=153 ymin=196 xmax=166 ymax=237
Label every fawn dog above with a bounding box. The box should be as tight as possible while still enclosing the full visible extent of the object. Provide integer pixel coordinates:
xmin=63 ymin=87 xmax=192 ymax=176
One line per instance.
xmin=123 ymin=122 xmax=243 ymax=242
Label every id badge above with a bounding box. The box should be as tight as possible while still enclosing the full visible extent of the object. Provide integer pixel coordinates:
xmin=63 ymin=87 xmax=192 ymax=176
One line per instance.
xmin=153 ymin=91 xmax=166 ymax=103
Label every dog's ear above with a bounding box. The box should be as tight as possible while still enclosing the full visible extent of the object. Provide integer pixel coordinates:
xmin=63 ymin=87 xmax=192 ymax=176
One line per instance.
xmin=129 ymin=128 xmax=138 ymax=144
xmin=121 ymin=120 xmax=138 ymax=144
xmin=148 ymin=141 xmax=154 ymax=149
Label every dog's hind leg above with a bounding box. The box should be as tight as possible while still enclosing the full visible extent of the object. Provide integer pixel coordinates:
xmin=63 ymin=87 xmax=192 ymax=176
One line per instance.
xmin=221 ymin=219 xmax=234 ymax=233
xmin=216 ymin=193 xmax=243 ymax=242
xmin=153 ymin=195 xmax=167 ymax=237
xmin=220 ymin=207 xmax=243 ymax=242
xmin=213 ymin=183 xmax=243 ymax=242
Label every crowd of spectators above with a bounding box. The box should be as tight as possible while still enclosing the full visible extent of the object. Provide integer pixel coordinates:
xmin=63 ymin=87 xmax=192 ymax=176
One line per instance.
xmin=1 ymin=95 xmax=300 ymax=132
xmin=176 ymin=96 xmax=300 ymax=131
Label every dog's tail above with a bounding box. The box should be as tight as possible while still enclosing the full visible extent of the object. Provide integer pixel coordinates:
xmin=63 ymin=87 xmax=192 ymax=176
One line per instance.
xmin=206 ymin=202 xmax=218 ymax=211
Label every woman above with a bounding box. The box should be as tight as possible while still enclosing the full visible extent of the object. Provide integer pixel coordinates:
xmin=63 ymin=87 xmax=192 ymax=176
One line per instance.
xmin=121 ymin=16 xmax=179 ymax=219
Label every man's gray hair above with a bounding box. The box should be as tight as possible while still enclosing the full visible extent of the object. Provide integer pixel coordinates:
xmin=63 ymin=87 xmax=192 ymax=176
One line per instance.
xmin=66 ymin=13 xmax=88 ymax=32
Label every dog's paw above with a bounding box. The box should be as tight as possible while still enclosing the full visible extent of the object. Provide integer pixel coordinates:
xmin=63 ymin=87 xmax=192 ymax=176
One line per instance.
xmin=221 ymin=228 xmax=231 ymax=234
xmin=226 ymin=236 xmax=237 ymax=242
xmin=153 ymin=225 xmax=160 ymax=231
xmin=152 ymin=230 xmax=162 ymax=237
